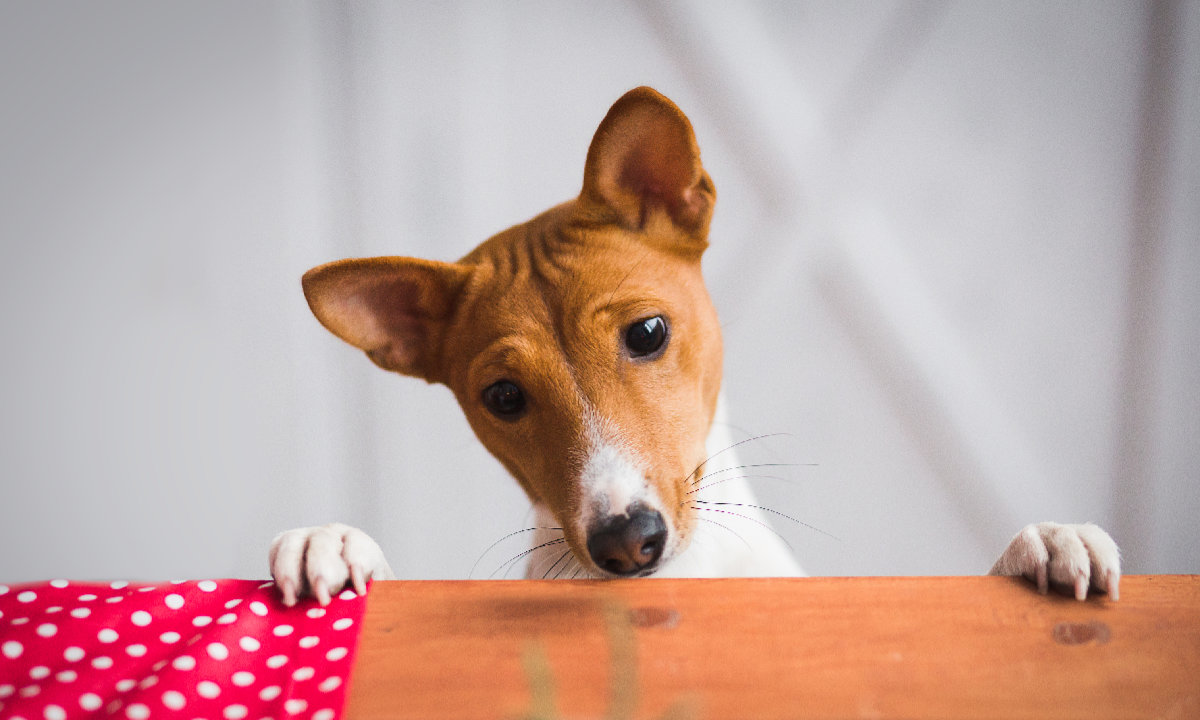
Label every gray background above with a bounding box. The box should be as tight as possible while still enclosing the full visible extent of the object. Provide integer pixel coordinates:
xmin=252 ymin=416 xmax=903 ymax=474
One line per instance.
xmin=2 ymin=1 xmax=1197 ymax=583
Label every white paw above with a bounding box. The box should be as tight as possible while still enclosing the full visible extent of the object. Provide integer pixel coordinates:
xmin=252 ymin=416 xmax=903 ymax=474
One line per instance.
xmin=269 ymin=523 xmax=395 ymax=606
xmin=990 ymin=522 xmax=1121 ymax=601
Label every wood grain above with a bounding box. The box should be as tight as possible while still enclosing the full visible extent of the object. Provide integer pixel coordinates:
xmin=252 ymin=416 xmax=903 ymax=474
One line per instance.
xmin=345 ymin=575 xmax=1200 ymax=720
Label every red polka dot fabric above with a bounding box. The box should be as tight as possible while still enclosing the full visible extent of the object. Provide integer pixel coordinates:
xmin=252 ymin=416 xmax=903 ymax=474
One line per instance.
xmin=0 ymin=580 xmax=366 ymax=720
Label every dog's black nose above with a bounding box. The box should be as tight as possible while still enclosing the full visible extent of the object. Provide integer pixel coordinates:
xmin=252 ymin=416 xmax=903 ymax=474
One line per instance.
xmin=586 ymin=506 xmax=667 ymax=576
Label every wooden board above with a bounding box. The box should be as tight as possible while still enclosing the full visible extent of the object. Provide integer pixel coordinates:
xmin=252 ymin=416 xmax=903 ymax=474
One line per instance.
xmin=345 ymin=576 xmax=1200 ymax=720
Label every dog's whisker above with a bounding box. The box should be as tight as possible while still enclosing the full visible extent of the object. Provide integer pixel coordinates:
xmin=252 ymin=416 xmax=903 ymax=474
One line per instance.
xmin=691 ymin=505 xmax=796 ymax=553
xmin=470 ymin=526 xmax=565 ymax=579
xmin=688 ymin=473 xmax=797 ymax=497
xmin=692 ymin=514 xmax=754 ymax=552
xmin=603 ymin=246 xmax=655 ymax=312
xmin=551 ymin=555 xmax=576 ymax=580
xmin=691 ymin=463 xmax=811 ymax=487
xmin=694 ymin=500 xmax=840 ymax=541
xmin=679 ymin=432 xmax=794 ymax=486
xmin=541 ymin=549 xmax=574 ymax=580
xmin=689 ymin=462 xmax=812 ymax=487
xmin=490 ymin=538 xmax=567 ymax=580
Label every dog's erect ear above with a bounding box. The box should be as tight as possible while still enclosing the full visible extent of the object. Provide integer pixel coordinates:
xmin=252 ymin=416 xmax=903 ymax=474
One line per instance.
xmin=581 ymin=87 xmax=715 ymax=242
xmin=302 ymin=257 xmax=472 ymax=380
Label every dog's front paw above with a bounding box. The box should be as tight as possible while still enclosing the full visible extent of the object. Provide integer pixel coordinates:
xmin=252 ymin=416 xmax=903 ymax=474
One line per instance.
xmin=269 ymin=523 xmax=395 ymax=607
xmin=990 ymin=522 xmax=1120 ymax=601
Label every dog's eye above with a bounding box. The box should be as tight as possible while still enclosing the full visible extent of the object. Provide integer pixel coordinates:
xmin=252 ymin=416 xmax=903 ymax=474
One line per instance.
xmin=624 ymin=316 xmax=668 ymax=358
xmin=482 ymin=380 xmax=526 ymax=418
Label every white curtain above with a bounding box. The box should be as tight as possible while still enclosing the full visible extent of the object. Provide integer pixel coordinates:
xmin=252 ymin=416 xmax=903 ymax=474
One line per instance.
xmin=1 ymin=1 xmax=1196 ymax=582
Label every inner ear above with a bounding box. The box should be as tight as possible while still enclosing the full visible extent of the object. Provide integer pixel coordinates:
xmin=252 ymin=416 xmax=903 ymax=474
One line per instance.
xmin=302 ymin=257 xmax=472 ymax=380
xmin=581 ymin=87 xmax=715 ymax=235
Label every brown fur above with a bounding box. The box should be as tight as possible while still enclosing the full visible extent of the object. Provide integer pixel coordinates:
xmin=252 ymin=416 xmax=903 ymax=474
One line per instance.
xmin=302 ymin=87 xmax=722 ymax=570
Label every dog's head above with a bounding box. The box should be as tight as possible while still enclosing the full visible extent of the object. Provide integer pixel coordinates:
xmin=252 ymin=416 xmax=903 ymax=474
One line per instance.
xmin=302 ymin=87 xmax=721 ymax=576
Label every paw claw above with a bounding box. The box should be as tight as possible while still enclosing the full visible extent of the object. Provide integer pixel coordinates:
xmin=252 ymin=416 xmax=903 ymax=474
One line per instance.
xmin=268 ymin=523 xmax=391 ymax=604
xmin=313 ymin=577 xmax=332 ymax=607
xmin=278 ymin=578 xmax=297 ymax=607
xmin=991 ymin=522 xmax=1121 ymax=601
xmin=349 ymin=565 xmax=367 ymax=596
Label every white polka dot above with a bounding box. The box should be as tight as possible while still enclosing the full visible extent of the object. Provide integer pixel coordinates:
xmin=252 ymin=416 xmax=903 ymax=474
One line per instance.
xmin=106 ymin=596 xmax=124 ymax=604
xmin=334 ymin=617 xmax=355 ymax=631
xmin=125 ymin=644 xmax=147 ymax=658
xmin=224 ymin=598 xmax=242 ymax=609
xmin=224 ymin=704 xmax=248 ymax=720
xmin=292 ymin=667 xmax=315 ymax=682
xmin=10 ymin=617 xmax=29 ymax=625
xmin=207 ymin=643 xmax=229 ymax=661
xmin=20 ymin=684 xmax=41 ymax=698
xmin=17 ymin=590 xmax=37 ymax=603
xmin=69 ymin=608 xmax=91 ymax=619
xmin=338 ymin=589 xmax=357 ymax=601
xmin=272 ymin=624 xmax=294 ymax=637
xmin=259 ymin=685 xmax=282 ymax=702
xmin=266 ymin=654 xmax=289 ymax=669
xmin=44 ymin=703 xmax=66 ymax=720
xmin=197 ymin=580 xmax=217 ymax=592
xmin=313 ymin=710 xmax=335 ymax=720
xmin=80 ymin=693 xmax=103 ymax=711
xmin=172 ymin=655 xmax=196 ymax=671
xmin=238 ymin=636 xmax=261 ymax=652
xmin=217 ymin=612 xmax=237 ymax=624
xmin=79 ymin=594 xmax=97 ymax=602
xmin=0 ymin=584 xmax=8 ymax=595
xmin=55 ymin=670 xmax=77 ymax=683
xmin=46 ymin=606 xmax=63 ymax=613
xmin=249 ymin=601 xmax=268 ymax=617
xmin=318 ymin=676 xmax=342 ymax=692
xmin=92 ymin=656 xmax=113 ymax=670
xmin=139 ymin=675 xmax=158 ymax=689
xmin=111 ymin=581 xmax=129 ymax=589
xmin=164 ymin=594 xmax=185 ymax=610
xmin=138 ymin=585 xmax=156 ymax=592
xmin=116 ymin=679 xmax=137 ymax=692
xmin=36 ymin=623 xmax=57 ymax=638
xmin=50 ymin=580 xmax=69 ymax=589
xmin=193 ymin=615 xmax=213 ymax=627
xmin=151 ymin=660 xmax=167 ymax=672
xmin=98 ymin=628 xmax=119 ymax=643
xmin=159 ymin=631 xmax=181 ymax=644
xmin=325 ymin=647 xmax=349 ymax=662
xmin=0 ymin=684 xmax=13 ymax=698
xmin=231 ymin=671 xmax=255 ymax=687
xmin=299 ymin=636 xmax=319 ymax=649
xmin=29 ymin=666 xmax=50 ymax=680
xmin=285 ymin=699 xmax=308 ymax=714
xmin=130 ymin=610 xmax=152 ymax=627
xmin=3 ymin=641 xmax=23 ymax=659
xmin=63 ymin=646 xmax=85 ymax=663
xmin=162 ymin=690 xmax=186 ymax=710
xmin=306 ymin=608 xmax=326 ymax=619
xmin=197 ymin=680 xmax=221 ymax=699
xmin=125 ymin=703 xmax=150 ymax=719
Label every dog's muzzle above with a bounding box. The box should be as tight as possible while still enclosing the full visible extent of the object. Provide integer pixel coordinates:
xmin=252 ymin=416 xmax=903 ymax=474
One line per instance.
xmin=586 ymin=504 xmax=667 ymax=576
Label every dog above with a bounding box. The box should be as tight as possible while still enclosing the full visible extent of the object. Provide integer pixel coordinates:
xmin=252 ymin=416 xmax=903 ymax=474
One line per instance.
xmin=269 ymin=87 xmax=1121 ymax=606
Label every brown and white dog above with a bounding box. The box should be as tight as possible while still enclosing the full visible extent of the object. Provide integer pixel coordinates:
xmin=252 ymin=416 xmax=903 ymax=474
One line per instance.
xmin=269 ymin=87 xmax=1121 ymax=606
